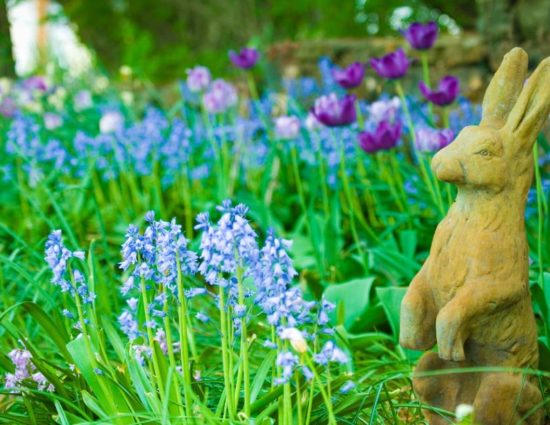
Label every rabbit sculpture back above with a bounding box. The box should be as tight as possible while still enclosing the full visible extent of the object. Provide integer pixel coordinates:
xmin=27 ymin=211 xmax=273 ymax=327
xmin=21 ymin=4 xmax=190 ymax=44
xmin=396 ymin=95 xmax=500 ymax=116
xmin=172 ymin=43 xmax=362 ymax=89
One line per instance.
xmin=400 ymin=47 xmax=550 ymax=425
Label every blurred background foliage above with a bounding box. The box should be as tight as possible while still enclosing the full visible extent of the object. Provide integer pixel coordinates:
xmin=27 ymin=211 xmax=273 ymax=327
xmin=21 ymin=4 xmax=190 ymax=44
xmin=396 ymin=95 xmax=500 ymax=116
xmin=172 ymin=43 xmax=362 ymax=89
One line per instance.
xmin=1 ymin=0 xmax=476 ymax=82
xmin=2 ymin=0 xmax=550 ymax=82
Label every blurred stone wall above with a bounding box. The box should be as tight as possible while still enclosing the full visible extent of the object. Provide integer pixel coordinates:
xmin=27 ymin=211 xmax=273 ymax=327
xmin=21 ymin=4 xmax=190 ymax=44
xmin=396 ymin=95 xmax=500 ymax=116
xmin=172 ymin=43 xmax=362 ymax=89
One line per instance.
xmin=477 ymin=0 xmax=550 ymax=69
xmin=267 ymin=33 xmax=489 ymax=101
xmin=268 ymin=0 xmax=550 ymax=101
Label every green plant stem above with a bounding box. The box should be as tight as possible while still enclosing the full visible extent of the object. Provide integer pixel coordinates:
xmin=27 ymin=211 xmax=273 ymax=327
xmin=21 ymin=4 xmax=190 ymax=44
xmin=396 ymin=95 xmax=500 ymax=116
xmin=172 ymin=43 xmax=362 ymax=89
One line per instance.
xmin=313 ymin=133 xmax=330 ymax=216
xmin=290 ymin=145 xmax=326 ymax=278
xmin=295 ymin=371 xmax=304 ymax=425
xmin=395 ymin=81 xmax=417 ymax=161
xmin=139 ymin=277 xmax=166 ymax=403
xmin=201 ymin=108 xmax=225 ymax=201
xmin=421 ymin=52 xmax=433 ymax=118
xmin=339 ymin=145 xmax=368 ymax=273
xmin=533 ymin=142 xmax=545 ymax=288
xmin=176 ymin=257 xmax=194 ymax=420
xmin=355 ymin=158 xmax=382 ymax=228
xmin=303 ymin=354 xmax=336 ymax=425
xmin=237 ymin=266 xmax=251 ymax=415
xmin=70 ymin=267 xmax=119 ymax=422
xmin=218 ymin=285 xmax=236 ymax=419
xmin=162 ymin=288 xmax=186 ymax=422
xmin=395 ymin=84 xmax=446 ymax=217
xmin=181 ymin=167 xmax=194 ymax=239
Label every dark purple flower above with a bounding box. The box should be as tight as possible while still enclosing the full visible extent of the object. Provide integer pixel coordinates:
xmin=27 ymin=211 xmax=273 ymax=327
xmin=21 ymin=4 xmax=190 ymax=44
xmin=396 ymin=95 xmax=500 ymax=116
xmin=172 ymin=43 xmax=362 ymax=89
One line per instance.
xmin=370 ymin=49 xmax=410 ymax=79
xmin=332 ymin=62 xmax=365 ymax=89
xmin=311 ymin=94 xmax=356 ymax=127
xmin=419 ymin=76 xmax=460 ymax=106
xmin=358 ymin=121 xmax=401 ymax=153
xmin=402 ymin=21 xmax=438 ymax=50
xmin=229 ymin=47 xmax=260 ymax=69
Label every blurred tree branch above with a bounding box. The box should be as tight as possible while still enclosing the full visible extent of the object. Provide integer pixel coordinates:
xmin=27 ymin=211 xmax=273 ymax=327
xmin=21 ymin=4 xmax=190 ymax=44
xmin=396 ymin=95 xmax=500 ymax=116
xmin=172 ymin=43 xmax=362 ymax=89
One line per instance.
xmin=0 ymin=0 xmax=16 ymax=77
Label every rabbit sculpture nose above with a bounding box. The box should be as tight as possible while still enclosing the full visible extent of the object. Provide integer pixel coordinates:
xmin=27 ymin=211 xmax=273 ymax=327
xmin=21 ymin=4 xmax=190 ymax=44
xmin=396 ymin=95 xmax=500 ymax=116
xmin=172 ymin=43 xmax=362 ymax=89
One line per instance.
xmin=431 ymin=152 xmax=464 ymax=183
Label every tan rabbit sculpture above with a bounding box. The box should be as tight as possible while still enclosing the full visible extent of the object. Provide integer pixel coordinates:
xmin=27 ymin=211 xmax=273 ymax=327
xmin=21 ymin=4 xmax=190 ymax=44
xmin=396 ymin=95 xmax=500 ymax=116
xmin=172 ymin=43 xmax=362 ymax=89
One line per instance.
xmin=400 ymin=47 xmax=550 ymax=425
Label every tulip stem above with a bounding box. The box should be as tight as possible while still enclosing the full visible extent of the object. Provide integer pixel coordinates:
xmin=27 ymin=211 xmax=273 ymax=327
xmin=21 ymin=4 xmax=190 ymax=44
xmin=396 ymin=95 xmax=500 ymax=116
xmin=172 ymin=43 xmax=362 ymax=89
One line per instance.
xmin=421 ymin=52 xmax=434 ymax=118
xmin=338 ymin=142 xmax=369 ymax=273
xmin=533 ymin=141 xmax=546 ymax=290
xmin=396 ymin=81 xmax=445 ymax=217
xmin=290 ymin=145 xmax=326 ymax=278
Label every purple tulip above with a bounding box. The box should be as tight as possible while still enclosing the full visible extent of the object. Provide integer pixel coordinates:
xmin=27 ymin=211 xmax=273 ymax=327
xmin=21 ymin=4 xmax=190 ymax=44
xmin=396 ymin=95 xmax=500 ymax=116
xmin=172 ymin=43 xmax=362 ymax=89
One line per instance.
xmin=229 ymin=47 xmax=260 ymax=69
xmin=311 ymin=94 xmax=357 ymax=127
xmin=358 ymin=121 xmax=401 ymax=153
xmin=332 ymin=62 xmax=365 ymax=89
xmin=402 ymin=21 xmax=438 ymax=50
xmin=419 ymin=76 xmax=460 ymax=106
xmin=370 ymin=49 xmax=410 ymax=79
xmin=415 ymin=127 xmax=454 ymax=152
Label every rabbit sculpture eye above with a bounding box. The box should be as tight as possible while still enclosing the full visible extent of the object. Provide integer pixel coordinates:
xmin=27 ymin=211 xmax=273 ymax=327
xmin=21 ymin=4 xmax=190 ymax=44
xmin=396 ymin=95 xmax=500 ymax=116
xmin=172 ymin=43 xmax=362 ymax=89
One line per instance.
xmin=400 ymin=47 xmax=550 ymax=425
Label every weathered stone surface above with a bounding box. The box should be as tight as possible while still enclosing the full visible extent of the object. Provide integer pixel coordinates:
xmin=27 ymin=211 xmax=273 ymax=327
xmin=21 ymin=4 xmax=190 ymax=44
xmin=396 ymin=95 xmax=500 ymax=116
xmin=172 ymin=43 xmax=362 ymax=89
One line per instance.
xmin=268 ymin=33 xmax=490 ymax=100
xmin=477 ymin=0 xmax=550 ymax=70
xmin=399 ymin=48 xmax=550 ymax=424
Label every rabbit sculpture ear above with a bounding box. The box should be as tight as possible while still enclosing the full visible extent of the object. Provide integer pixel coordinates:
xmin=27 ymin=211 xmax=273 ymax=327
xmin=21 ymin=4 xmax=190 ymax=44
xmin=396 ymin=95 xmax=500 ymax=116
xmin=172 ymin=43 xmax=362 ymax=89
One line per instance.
xmin=504 ymin=57 xmax=550 ymax=152
xmin=480 ymin=47 xmax=529 ymax=129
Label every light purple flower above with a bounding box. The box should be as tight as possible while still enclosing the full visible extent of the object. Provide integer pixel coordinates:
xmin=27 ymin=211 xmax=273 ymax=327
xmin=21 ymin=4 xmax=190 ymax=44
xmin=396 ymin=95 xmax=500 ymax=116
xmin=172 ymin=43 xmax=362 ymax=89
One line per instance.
xmin=44 ymin=113 xmax=62 ymax=130
xmin=358 ymin=121 xmax=401 ymax=153
xmin=370 ymin=49 xmax=410 ymax=79
xmin=74 ymin=90 xmax=92 ymax=111
xmin=274 ymin=351 xmax=298 ymax=385
xmin=332 ymin=62 xmax=365 ymax=89
xmin=367 ymin=97 xmax=400 ymax=124
xmin=340 ymin=380 xmax=356 ymax=394
xmin=186 ymin=66 xmax=211 ymax=92
xmin=229 ymin=47 xmax=260 ymax=69
xmin=203 ymin=79 xmax=238 ymax=114
xmin=402 ymin=21 xmax=438 ymax=50
xmin=419 ymin=76 xmax=460 ymax=106
xmin=0 ymin=97 xmax=16 ymax=117
xmin=304 ymin=112 xmax=322 ymax=131
xmin=22 ymin=76 xmax=48 ymax=92
xmin=274 ymin=115 xmax=301 ymax=139
xmin=311 ymin=93 xmax=356 ymax=127
xmin=100 ymin=111 xmax=124 ymax=133
xmin=314 ymin=341 xmax=349 ymax=365
xmin=415 ymin=127 xmax=454 ymax=152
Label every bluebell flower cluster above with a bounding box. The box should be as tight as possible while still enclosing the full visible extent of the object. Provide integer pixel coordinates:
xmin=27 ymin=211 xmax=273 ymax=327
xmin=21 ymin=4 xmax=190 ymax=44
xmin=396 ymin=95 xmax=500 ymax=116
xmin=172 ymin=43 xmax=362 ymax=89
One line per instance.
xmin=3 ymin=348 xmax=54 ymax=393
xmin=45 ymin=230 xmax=94 ymax=304
xmin=118 ymin=211 xmax=199 ymax=339
xmin=195 ymin=200 xmax=259 ymax=289
xmin=113 ymin=202 xmax=352 ymax=386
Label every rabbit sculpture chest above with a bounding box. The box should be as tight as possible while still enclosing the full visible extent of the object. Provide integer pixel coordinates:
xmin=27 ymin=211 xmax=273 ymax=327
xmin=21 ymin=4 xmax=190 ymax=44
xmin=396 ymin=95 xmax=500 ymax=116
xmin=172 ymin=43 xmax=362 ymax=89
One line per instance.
xmin=400 ymin=48 xmax=550 ymax=425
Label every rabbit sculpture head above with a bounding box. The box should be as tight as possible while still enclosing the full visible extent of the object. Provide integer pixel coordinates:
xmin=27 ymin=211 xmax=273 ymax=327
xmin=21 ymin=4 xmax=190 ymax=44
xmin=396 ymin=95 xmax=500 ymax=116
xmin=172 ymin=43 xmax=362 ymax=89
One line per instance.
xmin=432 ymin=48 xmax=550 ymax=201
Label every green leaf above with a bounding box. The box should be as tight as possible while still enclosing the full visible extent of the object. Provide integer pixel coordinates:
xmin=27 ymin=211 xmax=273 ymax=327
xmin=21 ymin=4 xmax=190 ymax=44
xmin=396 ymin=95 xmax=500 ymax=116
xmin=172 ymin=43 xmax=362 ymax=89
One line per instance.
xmin=324 ymin=277 xmax=376 ymax=332
xmin=21 ymin=302 xmax=71 ymax=361
xmin=375 ymin=287 xmax=408 ymax=340
xmin=398 ymin=229 xmax=417 ymax=259
xmin=538 ymin=337 xmax=550 ymax=371
xmin=251 ymin=351 xmax=276 ymax=403
xmin=67 ymin=337 xmax=134 ymax=424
